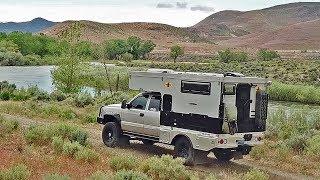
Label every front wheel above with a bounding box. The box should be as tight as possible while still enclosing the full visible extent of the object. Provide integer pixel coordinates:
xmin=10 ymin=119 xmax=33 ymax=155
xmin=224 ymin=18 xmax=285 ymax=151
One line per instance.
xmin=102 ymin=122 xmax=121 ymax=148
xmin=213 ymin=148 xmax=233 ymax=162
xmin=174 ymin=137 xmax=195 ymax=166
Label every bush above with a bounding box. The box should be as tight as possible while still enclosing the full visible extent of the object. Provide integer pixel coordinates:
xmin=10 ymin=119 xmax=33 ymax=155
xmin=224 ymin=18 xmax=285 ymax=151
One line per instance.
xmin=0 ymin=116 xmax=19 ymax=134
xmin=243 ymin=169 xmax=269 ymax=180
xmin=43 ymin=173 xmax=71 ymax=180
xmin=11 ymin=89 xmax=31 ymax=101
xmin=34 ymin=91 xmax=51 ymax=101
xmin=0 ymin=164 xmax=30 ymax=180
xmin=62 ymin=141 xmax=83 ymax=156
xmin=50 ymin=90 xmax=67 ymax=102
xmin=75 ymin=148 xmax=99 ymax=163
xmin=52 ymin=136 xmax=64 ymax=153
xmin=114 ymin=170 xmax=150 ymax=180
xmin=74 ymin=93 xmax=94 ymax=107
xmin=0 ymin=81 xmax=16 ymax=91
xmin=88 ymin=171 xmax=113 ymax=180
xmin=257 ymin=49 xmax=280 ymax=61
xmin=305 ymin=134 xmax=320 ymax=158
xmin=110 ymin=155 xmax=137 ymax=171
xmin=139 ymin=155 xmax=190 ymax=180
xmin=120 ymin=52 xmax=134 ymax=63
xmin=25 ymin=123 xmax=88 ymax=146
xmin=218 ymin=49 xmax=248 ymax=63
xmin=0 ymin=90 xmax=12 ymax=101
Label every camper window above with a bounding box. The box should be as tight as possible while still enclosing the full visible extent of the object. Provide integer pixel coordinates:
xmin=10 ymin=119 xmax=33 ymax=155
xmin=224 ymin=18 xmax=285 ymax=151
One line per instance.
xmin=223 ymin=84 xmax=236 ymax=95
xmin=181 ymin=81 xmax=211 ymax=95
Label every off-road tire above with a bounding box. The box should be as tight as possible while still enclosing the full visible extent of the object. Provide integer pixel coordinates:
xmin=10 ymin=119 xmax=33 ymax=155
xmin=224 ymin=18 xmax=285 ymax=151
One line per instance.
xmin=174 ymin=137 xmax=195 ymax=166
xmin=213 ymin=148 xmax=233 ymax=162
xmin=102 ymin=122 xmax=121 ymax=148
xmin=142 ymin=139 xmax=155 ymax=145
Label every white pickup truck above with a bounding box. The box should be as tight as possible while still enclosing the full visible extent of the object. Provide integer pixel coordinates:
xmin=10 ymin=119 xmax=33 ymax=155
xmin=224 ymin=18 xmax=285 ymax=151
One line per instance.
xmin=97 ymin=69 xmax=270 ymax=165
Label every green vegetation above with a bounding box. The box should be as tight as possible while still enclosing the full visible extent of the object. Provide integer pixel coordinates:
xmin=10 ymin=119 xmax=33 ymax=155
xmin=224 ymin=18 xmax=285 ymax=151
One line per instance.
xmin=218 ymin=49 xmax=248 ymax=63
xmin=170 ymin=45 xmax=184 ymax=63
xmin=268 ymin=82 xmax=320 ymax=105
xmin=257 ymin=49 xmax=280 ymax=61
xmin=243 ymin=169 xmax=269 ymax=180
xmin=0 ymin=115 xmax=19 ymax=135
xmin=0 ymin=164 xmax=30 ymax=180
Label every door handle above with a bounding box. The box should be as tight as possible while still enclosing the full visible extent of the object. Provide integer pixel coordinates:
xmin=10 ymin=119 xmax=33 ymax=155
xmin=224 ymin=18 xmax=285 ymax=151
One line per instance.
xmin=140 ymin=113 xmax=144 ymax=117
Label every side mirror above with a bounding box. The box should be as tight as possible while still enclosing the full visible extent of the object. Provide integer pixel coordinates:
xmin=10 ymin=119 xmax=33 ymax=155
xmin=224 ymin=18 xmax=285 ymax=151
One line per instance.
xmin=121 ymin=100 xmax=127 ymax=109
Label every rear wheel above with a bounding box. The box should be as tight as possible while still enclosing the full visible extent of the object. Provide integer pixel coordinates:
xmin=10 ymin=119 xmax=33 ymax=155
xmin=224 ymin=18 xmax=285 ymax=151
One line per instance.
xmin=213 ymin=148 xmax=233 ymax=162
xmin=174 ymin=136 xmax=195 ymax=166
xmin=102 ymin=122 xmax=121 ymax=148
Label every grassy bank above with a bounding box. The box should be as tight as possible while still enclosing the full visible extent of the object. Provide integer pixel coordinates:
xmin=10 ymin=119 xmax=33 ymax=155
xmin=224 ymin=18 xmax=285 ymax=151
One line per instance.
xmin=249 ymin=107 xmax=320 ymax=176
xmin=268 ymin=82 xmax=320 ymax=105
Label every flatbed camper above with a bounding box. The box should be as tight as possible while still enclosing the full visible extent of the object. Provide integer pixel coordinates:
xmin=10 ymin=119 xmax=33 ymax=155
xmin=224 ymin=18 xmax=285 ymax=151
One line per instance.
xmin=97 ymin=69 xmax=270 ymax=165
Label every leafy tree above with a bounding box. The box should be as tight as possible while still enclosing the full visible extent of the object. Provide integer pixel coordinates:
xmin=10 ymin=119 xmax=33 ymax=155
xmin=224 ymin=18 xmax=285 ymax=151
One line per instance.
xmin=51 ymin=22 xmax=86 ymax=93
xmin=104 ymin=39 xmax=128 ymax=60
xmin=170 ymin=45 xmax=184 ymax=63
xmin=257 ymin=49 xmax=280 ymax=61
xmin=127 ymin=36 xmax=142 ymax=60
xmin=138 ymin=40 xmax=156 ymax=59
xmin=218 ymin=49 xmax=248 ymax=63
xmin=75 ymin=41 xmax=93 ymax=57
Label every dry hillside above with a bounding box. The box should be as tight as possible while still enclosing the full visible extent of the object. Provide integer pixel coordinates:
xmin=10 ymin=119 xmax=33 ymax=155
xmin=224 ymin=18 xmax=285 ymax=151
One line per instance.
xmin=42 ymin=21 xmax=217 ymax=53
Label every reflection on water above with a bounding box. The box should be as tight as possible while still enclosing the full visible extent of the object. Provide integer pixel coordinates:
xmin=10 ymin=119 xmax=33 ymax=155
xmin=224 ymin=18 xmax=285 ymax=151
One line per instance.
xmin=0 ymin=66 xmax=54 ymax=92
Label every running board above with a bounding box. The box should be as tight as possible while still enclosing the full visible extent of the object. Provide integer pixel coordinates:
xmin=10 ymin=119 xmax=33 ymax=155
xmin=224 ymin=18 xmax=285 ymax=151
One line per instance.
xmin=123 ymin=131 xmax=159 ymax=142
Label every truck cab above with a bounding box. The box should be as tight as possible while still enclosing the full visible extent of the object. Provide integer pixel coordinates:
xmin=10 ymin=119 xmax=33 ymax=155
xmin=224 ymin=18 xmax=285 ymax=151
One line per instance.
xmin=97 ymin=69 xmax=270 ymax=165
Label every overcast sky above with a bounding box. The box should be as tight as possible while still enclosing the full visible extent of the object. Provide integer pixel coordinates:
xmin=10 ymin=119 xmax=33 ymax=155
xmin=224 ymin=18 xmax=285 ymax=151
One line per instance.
xmin=0 ymin=0 xmax=319 ymax=27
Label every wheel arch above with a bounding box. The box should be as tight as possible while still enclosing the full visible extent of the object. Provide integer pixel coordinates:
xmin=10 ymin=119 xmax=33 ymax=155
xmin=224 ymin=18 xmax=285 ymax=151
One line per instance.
xmin=171 ymin=134 xmax=192 ymax=146
xmin=102 ymin=114 xmax=121 ymax=126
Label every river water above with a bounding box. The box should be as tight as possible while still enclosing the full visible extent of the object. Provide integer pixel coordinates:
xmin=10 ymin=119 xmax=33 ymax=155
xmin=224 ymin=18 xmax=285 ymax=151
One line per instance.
xmin=0 ymin=66 xmax=319 ymax=111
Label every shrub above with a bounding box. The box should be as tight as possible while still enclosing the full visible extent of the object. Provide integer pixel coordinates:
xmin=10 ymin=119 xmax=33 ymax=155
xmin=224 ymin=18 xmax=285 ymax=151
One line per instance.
xmin=0 ymin=164 xmax=30 ymax=180
xmin=257 ymin=49 xmax=280 ymax=61
xmin=139 ymin=155 xmax=190 ymax=180
xmin=120 ymin=52 xmax=134 ymax=63
xmin=243 ymin=169 xmax=269 ymax=180
xmin=88 ymin=171 xmax=113 ymax=180
xmin=305 ymin=134 xmax=320 ymax=158
xmin=43 ymin=173 xmax=71 ymax=180
xmin=25 ymin=125 xmax=51 ymax=145
xmin=218 ymin=49 xmax=248 ymax=63
xmin=74 ymin=93 xmax=94 ymax=107
xmin=0 ymin=116 xmax=19 ymax=134
xmin=62 ymin=141 xmax=83 ymax=156
xmin=75 ymin=148 xmax=99 ymax=163
xmin=0 ymin=90 xmax=12 ymax=101
xmin=11 ymin=89 xmax=31 ymax=101
xmin=114 ymin=170 xmax=150 ymax=180
xmin=0 ymin=81 xmax=16 ymax=91
xmin=205 ymin=174 xmax=218 ymax=180
xmin=50 ymin=90 xmax=67 ymax=102
xmin=110 ymin=155 xmax=137 ymax=171
xmin=51 ymin=136 xmax=64 ymax=153
xmin=35 ymin=91 xmax=51 ymax=101
xmin=81 ymin=114 xmax=96 ymax=124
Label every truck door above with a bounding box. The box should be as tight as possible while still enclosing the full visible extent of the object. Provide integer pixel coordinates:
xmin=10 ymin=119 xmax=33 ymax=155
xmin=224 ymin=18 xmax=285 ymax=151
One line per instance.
xmin=143 ymin=94 xmax=161 ymax=137
xmin=236 ymin=83 xmax=252 ymax=132
xmin=121 ymin=94 xmax=149 ymax=135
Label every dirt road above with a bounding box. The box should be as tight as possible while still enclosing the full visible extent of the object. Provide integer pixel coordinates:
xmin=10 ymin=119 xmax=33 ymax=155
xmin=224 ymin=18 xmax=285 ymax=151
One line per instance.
xmin=2 ymin=113 xmax=316 ymax=180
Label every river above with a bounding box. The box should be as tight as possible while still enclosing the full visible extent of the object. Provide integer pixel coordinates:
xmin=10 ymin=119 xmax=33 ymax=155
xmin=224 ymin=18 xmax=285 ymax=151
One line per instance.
xmin=0 ymin=66 xmax=319 ymax=111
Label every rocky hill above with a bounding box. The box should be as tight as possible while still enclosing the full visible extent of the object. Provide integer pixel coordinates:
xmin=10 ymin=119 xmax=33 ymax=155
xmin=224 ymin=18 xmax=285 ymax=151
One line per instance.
xmin=0 ymin=18 xmax=56 ymax=33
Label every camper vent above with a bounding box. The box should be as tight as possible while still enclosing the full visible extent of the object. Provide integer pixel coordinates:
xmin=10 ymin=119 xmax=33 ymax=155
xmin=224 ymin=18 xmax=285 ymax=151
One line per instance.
xmin=224 ymin=72 xmax=245 ymax=77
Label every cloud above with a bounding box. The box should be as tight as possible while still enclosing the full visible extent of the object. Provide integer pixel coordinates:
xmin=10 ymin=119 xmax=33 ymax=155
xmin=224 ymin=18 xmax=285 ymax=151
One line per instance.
xmin=190 ymin=5 xmax=214 ymax=12
xmin=176 ymin=2 xmax=188 ymax=9
xmin=156 ymin=3 xmax=174 ymax=8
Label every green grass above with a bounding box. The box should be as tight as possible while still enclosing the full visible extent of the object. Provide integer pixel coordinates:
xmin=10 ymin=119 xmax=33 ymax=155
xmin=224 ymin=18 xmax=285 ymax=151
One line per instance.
xmin=268 ymin=82 xmax=320 ymax=105
xmin=0 ymin=164 xmax=30 ymax=180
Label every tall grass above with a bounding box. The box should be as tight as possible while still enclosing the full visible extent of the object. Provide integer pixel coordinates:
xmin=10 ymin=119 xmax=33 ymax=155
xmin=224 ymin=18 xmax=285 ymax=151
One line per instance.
xmin=268 ymin=82 xmax=320 ymax=105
